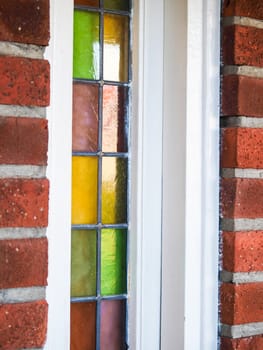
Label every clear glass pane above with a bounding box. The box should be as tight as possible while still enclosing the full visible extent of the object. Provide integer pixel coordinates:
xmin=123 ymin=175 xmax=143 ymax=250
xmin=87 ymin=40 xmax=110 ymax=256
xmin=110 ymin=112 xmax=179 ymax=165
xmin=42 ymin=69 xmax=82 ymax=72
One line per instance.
xmin=73 ymin=83 xmax=99 ymax=152
xmin=104 ymin=0 xmax=130 ymax=11
xmin=102 ymin=85 xmax=128 ymax=152
xmin=100 ymin=300 xmax=126 ymax=350
xmin=102 ymin=157 xmax=127 ymax=224
xmin=101 ymin=229 xmax=127 ymax=295
xmin=74 ymin=11 xmax=99 ymax=79
xmin=71 ymin=230 xmax=97 ymax=297
xmin=72 ymin=156 xmax=98 ymax=224
xmin=74 ymin=0 xmax=99 ymax=6
xmin=104 ymin=14 xmax=129 ymax=82
xmin=71 ymin=302 xmax=96 ymax=350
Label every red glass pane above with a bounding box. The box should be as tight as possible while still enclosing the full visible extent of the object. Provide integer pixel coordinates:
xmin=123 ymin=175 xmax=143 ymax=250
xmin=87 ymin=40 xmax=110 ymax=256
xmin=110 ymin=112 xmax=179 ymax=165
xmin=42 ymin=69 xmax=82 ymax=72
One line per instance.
xmin=74 ymin=0 xmax=99 ymax=6
xmin=102 ymin=85 xmax=128 ymax=152
xmin=100 ymin=300 xmax=126 ymax=350
xmin=73 ymin=83 xmax=99 ymax=152
xmin=71 ymin=302 xmax=96 ymax=350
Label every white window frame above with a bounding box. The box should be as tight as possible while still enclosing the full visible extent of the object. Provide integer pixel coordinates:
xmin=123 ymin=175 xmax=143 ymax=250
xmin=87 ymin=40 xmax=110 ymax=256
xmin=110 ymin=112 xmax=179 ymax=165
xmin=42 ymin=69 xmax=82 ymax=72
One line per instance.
xmin=45 ymin=0 xmax=220 ymax=349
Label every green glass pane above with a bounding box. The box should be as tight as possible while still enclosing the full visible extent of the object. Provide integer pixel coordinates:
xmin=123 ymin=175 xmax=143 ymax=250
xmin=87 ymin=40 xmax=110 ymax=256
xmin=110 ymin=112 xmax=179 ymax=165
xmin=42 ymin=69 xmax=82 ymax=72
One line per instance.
xmin=104 ymin=14 xmax=129 ymax=82
xmin=101 ymin=229 xmax=127 ymax=295
xmin=102 ymin=157 xmax=127 ymax=224
xmin=74 ymin=11 xmax=99 ymax=79
xmin=104 ymin=0 xmax=130 ymax=11
xmin=71 ymin=230 xmax=96 ymax=297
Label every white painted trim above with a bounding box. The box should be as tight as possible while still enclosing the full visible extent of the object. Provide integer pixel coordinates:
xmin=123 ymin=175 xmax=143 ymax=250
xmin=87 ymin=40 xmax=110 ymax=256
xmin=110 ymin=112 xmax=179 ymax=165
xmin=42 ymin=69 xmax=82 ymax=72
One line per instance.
xmin=45 ymin=0 xmax=73 ymax=349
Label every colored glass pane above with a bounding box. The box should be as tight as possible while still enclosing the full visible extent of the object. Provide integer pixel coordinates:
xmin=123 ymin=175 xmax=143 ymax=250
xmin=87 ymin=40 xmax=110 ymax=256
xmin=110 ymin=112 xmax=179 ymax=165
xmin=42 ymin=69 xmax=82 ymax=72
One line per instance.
xmin=74 ymin=0 xmax=99 ymax=6
xmin=73 ymin=11 xmax=99 ymax=79
xmin=72 ymin=156 xmax=98 ymax=224
xmin=71 ymin=230 xmax=96 ymax=297
xmin=73 ymin=83 xmax=99 ymax=152
xmin=71 ymin=302 xmax=96 ymax=350
xmin=104 ymin=0 xmax=130 ymax=11
xmin=100 ymin=300 xmax=126 ymax=350
xmin=102 ymin=157 xmax=127 ymax=224
xmin=104 ymin=14 xmax=129 ymax=82
xmin=101 ymin=229 xmax=127 ymax=295
xmin=102 ymin=85 xmax=128 ymax=152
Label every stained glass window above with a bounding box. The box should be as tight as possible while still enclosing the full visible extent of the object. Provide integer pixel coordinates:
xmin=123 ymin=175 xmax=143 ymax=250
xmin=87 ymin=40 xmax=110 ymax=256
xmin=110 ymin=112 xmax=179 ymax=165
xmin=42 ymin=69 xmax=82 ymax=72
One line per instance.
xmin=71 ymin=1 xmax=131 ymax=349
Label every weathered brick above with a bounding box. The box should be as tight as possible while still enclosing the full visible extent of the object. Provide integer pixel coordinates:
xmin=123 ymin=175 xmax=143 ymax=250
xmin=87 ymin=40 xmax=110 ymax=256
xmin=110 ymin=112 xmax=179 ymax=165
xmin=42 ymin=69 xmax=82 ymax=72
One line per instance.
xmin=0 ymin=301 xmax=47 ymax=350
xmin=223 ymin=0 xmax=263 ymax=20
xmin=0 ymin=56 xmax=50 ymax=107
xmin=222 ymin=75 xmax=263 ymax=118
xmin=223 ymin=231 xmax=263 ymax=272
xmin=221 ymin=336 xmax=263 ymax=350
xmin=221 ymin=283 xmax=263 ymax=325
xmin=0 ymin=238 xmax=47 ymax=289
xmin=0 ymin=117 xmax=48 ymax=165
xmin=0 ymin=179 xmax=49 ymax=227
xmin=223 ymin=25 xmax=263 ymax=67
xmin=221 ymin=128 xmax=263 ymax=169
xmin=0 ymin=0 xmax=50 ymax=45
xmin=221 ymin=178 xmax=263 ymax=219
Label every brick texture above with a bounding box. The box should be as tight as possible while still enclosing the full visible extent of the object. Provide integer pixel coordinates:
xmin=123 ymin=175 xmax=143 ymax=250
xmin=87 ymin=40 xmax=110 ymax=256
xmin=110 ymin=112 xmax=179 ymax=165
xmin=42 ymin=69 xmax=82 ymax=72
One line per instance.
xmin=223 ymin=0 xmax=263 ymax=20
xmin=0 ymin=117 xmax=48 ymax=165
xmin=0 ymin=178 xmax=49 ymax=227
xmin=0 ymin=0 xmax=50 ymax=46
xmin=0 ymin=56 xmax=50 ymax=107
xmin=223 ymin=25 xmax=263 ymax=67
xmin=223 ymin=231 xmax=263 ymax=272
xmin=222 ymin=75 xmax=263 ymax=118
xmin=0 ymin=301 xmax=48 ymax=350
xmin=221 ymin=178 xmax=263 ymax=218
xmin=221 ymin=335 xmax=263 ymax=350
xmin=0 ymin=238 xmax=48 ymax=289
xmin=221 ymin=128 xmax=263 ymax=169
xmin=221 ymin=283 xmax=263 ymax=324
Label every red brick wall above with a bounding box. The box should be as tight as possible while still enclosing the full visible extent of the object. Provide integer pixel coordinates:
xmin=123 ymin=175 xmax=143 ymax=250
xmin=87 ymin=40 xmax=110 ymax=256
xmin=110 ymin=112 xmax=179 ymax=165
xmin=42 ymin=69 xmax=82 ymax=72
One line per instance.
xmin=0 ymin=1 xmax=50 ymax=349
xmin=221 ymin=0 xmax=263 ymax=349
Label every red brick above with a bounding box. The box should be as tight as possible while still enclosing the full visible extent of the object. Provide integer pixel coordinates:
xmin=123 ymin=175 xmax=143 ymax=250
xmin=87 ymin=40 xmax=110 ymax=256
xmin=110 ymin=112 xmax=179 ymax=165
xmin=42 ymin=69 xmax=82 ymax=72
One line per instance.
xmin=0 ymin=238 xmax=47 ymax=289
xmin=223 ymin=0 xmax=263 ymax=20
xmin=0 ymin=0 xmax=49 ymax=45
xmin=0 ymin=179 xmax=49 ymax=227
xmin=223 ymin=25 xmax=263 ymax=67
xmin=0 ymin=117 xmax=48 ymax=165
xmin=221 ymin=336 xmax=263 ymax=350
xmin=221 ymin=178 xmax=263 ymax=218
xmin=0 ymin=56 xmax=50 ymax=107
xmin=223 ymin=231 xmax=263 ymax=272
xmin=221 ymin=283 xmax=263 ymax=324
xmin=0 ymin=301 xmax=47 ymax=350
xmin=221 ymin=128 xmax=263 ymax=169
xmin=222 ymin=75 xmax=263 ymax=118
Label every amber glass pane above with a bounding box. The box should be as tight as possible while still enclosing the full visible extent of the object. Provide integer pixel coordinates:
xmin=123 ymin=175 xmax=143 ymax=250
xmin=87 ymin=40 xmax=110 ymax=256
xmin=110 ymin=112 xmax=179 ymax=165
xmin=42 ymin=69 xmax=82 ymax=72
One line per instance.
xmin=74 ymin=11 xmax=99 ymax=79
xmin=74 ymin=0 xmax=99 ymax=6
xmin=100 ymin=300 xmax=126 ymax=350
xmin=71 ymin=302 xmax=96 ymax=350
xmin=102 ymin=157 xmax=127 ymax=224
xmin=104 ymin=15 xmax=129 ymax=82
xmin=72 ymin=156 xmax=98 ymax=224
xmin=104 ymin=0 xmax=130 ymax=11
xmin=101 ymin=229 xmax=127 ymax=295
xmin=102 ymin=85 xmax=128 ymax=152
xmin=71 ymin=230 xmax=96 ymax=297
xmin=73 ymin=83 xmax=99 ymax=152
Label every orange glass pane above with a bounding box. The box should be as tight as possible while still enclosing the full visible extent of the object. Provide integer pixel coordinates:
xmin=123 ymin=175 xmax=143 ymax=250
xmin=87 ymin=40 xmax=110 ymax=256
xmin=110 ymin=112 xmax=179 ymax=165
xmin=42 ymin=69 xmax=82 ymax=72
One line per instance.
xmin=74 ymin=0 xmax=99 ymax=6
xmin=102 ymin=85 xmax=128 ymax=152
xmin=104 ymin=15 xmax=129 ymax=82
xmin=73 ymin=83 xmax=99 ymax=152
xmin=72 ymin=156 xmax=98 ymax=224
xmin=71 ymin=302 xmax=96 ymax=350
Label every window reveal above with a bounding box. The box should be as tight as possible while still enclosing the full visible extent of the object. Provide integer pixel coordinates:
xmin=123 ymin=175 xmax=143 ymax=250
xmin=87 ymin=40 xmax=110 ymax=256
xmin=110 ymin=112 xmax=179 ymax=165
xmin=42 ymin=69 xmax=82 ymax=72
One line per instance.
xmin=71 ymin=1 xmax=131 ymax=349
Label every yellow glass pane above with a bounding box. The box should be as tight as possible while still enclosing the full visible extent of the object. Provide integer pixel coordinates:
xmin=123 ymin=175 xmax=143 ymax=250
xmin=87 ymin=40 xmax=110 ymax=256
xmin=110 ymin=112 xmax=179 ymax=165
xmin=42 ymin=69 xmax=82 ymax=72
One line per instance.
xmin=72 ymin=156 xmax=98 ymax=224
xmin=104 ymin=15 xmax=129 ymax=82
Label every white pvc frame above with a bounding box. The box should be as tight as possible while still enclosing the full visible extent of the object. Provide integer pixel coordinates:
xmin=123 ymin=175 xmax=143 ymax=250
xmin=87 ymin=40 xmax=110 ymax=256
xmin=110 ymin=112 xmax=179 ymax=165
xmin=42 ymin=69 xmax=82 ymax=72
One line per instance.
xmin=45 ymin=0 xmax=220 ymax=348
